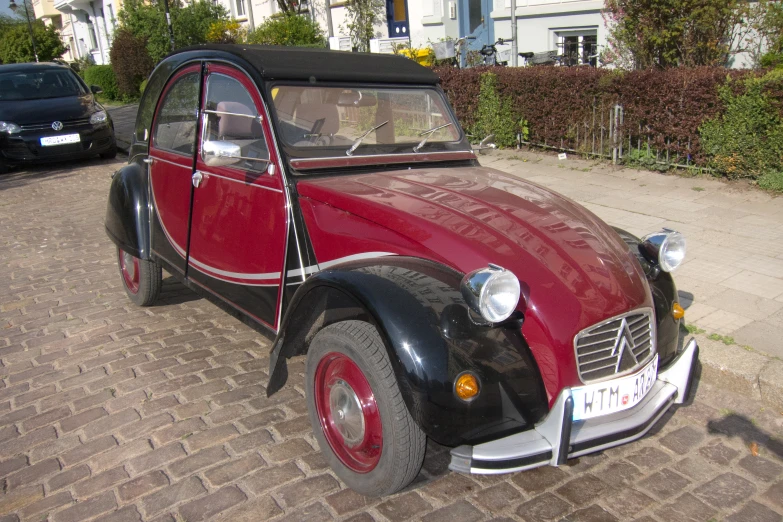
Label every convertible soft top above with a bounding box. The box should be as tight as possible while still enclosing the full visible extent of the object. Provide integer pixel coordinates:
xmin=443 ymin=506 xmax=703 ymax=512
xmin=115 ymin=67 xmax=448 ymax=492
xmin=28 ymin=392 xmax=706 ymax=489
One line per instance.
xmin=131 ymin=44 xmax=441 ymax=158
xmin=172 ymin=44 xmax=440 ymax=85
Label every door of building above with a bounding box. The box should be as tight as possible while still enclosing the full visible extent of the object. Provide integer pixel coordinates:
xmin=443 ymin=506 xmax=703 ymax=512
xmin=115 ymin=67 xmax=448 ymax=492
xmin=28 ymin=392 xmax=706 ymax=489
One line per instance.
xmin=460 ymin=0 xmax=494 ymax=63
xmin=387 ymin=0 xmax=410 ymax=38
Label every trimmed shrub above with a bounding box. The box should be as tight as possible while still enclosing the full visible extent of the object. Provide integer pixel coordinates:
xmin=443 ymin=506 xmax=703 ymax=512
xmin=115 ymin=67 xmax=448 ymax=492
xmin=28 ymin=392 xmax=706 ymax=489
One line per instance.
xmin=109 ymin=29 xmax=153 ymax=99
xmin=700 ymin=70 xmax=783 ymax=179
xmin=245 ymin=13 xmax=326 ymax=47
xmin=84 ymin=65 xmax=120 ymax=101
xmin=469 ymin=72 xmax=519 ymax=148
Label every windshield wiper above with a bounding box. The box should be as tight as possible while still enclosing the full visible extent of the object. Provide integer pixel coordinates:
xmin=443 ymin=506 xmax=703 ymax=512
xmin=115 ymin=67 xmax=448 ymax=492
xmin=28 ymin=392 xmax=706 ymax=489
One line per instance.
xmin=346 ymin=120 xmax=389 ymax=156
xmin=413 ymin=123 xmax=454 ymax=153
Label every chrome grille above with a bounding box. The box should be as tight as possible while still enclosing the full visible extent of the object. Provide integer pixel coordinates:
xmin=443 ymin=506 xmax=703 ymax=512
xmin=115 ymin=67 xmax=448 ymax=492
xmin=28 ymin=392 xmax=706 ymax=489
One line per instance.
xmin=574 ymin=308 xmax=655 ymax=383
xmin=20 ymin=118 xmax=91 ymax=132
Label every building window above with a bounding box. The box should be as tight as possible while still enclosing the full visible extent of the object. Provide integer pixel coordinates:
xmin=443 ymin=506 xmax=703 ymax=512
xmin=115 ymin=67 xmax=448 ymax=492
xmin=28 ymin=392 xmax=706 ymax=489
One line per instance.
xmin=87 ymin=23 xmax=98 ymax=50
xmin=555 ymin=30 xmax=598 ymax=67
xmin=107 ymin=4 xmax=116 ymax=28
xmin=235 ymin=0 xmax=245 ymax=17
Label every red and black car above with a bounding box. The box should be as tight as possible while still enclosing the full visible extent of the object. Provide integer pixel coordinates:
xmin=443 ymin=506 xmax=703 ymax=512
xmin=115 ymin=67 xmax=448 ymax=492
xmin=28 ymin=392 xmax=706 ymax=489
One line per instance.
xmin=105 ymin=45 xmax=698 ymax=497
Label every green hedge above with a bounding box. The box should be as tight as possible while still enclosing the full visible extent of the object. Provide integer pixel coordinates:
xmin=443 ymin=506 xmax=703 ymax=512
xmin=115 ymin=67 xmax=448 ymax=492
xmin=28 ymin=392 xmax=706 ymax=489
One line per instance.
xmin=437 ymin=66 xmax=783 ymax=190
xmin=83 ymin=64 xmax=120 ymax=101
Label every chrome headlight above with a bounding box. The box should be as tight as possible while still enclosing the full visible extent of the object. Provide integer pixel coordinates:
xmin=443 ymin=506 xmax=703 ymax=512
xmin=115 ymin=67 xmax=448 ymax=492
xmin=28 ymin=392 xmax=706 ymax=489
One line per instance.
xmin=641 ymin=230 xmax=686 ymax=272
xmin=90 ymin=111 xmax=108 ymax=125
xmin=0 ymin=121 xmax=21 ymax=134
xmin=461 ymin=264 xmax=521 ymax=323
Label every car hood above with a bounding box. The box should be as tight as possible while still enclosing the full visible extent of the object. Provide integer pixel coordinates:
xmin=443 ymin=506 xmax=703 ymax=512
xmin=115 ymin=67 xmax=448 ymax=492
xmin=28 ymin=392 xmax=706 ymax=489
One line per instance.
xmin=0 ymin=94 xmax=96 ymax=124
xmin=297 ymin=166 xmax=653 ymax=397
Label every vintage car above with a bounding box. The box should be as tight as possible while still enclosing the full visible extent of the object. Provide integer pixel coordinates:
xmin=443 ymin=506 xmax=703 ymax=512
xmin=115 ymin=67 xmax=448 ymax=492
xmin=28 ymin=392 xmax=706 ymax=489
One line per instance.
xmin=105 ymin=45 xmax=699 ymax=497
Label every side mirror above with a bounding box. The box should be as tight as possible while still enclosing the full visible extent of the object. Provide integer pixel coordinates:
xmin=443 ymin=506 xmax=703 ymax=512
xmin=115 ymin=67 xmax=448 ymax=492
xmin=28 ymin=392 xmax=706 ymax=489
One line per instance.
xmin=202 ymin=140 xmax=242 ymax=167
xmin=90 ymin=85 xmax=103 ymax=94
xmin=473 ymin=134 xmax=497 ymax=155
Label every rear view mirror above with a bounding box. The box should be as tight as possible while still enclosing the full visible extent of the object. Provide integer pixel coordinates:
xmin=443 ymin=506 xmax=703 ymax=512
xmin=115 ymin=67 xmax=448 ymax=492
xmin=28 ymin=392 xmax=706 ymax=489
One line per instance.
xmin=90 ymin=85 xmax=103 ymax=94
xmin=337 ymin=90 xmax=377 ymax=107
xmin=202 ymin=140 xmax=242 ymax=167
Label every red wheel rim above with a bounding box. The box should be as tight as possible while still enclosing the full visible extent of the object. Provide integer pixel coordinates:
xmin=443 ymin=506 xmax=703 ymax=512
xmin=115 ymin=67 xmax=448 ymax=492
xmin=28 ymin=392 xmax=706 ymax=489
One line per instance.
xmin=118 ymin=249 xmax=140 ymax=295
xmin=314 ymin=352 xmax=382 ymax=473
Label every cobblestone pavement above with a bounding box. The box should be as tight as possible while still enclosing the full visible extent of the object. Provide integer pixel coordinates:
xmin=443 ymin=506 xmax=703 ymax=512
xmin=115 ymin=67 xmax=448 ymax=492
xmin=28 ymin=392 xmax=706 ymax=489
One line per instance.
xmin=0 ymin=159 xmax=782 ymax=522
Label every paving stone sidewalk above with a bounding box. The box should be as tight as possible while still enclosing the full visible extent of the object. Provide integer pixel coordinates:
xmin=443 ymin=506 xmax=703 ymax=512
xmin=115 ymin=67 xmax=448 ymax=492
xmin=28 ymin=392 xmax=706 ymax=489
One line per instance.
xmin=0 ymin=154 xmax=782 ymax=521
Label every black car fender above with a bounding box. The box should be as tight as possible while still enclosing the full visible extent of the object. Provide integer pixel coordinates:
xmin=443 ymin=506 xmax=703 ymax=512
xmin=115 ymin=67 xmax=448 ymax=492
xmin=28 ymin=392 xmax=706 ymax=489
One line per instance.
xmin=267 ymin=257 xmax=549 ymax=446
xmin=613 ymin=227 xmax=681 ymax=367
xmin=105 ymin=161 xmax=151 ymax=260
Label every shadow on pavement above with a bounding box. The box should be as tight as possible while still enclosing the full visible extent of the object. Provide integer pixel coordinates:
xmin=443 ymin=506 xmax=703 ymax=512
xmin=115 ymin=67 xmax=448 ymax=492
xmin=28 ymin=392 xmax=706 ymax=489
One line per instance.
xmin=156 ymin=276 xmax=203 ymax=306
xmin=708 ymin=414 xmax=783 ymax=460
xmin=0 ymin=157 xmax=123 ymax=192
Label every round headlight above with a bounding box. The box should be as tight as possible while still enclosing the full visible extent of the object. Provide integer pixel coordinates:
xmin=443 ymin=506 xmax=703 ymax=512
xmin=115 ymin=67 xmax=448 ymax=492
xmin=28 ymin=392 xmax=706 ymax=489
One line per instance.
xmin=461 ymin=264 xmax=521 ymax=323
xmin=0 ymin=121 xmax=21 ymax=134
xmin=641 ymin=230 xmax=686 ymax=272
xmin=90 ymin=111 xmax=108 ymax=125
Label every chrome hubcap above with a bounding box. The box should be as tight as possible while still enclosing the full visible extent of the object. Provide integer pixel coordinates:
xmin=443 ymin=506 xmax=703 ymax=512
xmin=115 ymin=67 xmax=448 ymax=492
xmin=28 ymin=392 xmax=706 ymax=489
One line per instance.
xmin=329 ymin=379 xmax=365 ymax=447
xmin=123 ymin=251 xmax=136 ymax=280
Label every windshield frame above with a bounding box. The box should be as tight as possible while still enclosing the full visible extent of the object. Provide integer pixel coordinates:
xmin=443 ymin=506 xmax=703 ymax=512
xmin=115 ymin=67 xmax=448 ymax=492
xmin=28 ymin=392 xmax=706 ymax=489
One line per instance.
xmin=266 ymin=81 xmax=472 ymax=164
xmin=0 ymin=67 xmax=90 ymax=102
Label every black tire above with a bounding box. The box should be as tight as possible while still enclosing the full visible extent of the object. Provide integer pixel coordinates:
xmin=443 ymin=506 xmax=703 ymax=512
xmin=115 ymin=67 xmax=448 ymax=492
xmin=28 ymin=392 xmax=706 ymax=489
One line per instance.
xmin=100 ymin=142 xmax=118 ymax=159
xmin=117 ymin=247 xmax=162 ymax=306
xmin=0 ymin=159 xmax=9 ymax=174
xmin=306 ymin=320 xmax=426 ymax=497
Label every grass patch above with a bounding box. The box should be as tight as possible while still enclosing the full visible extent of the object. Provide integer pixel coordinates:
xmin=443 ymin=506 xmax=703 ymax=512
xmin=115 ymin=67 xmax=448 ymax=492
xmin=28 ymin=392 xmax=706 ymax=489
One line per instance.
xmin=758 ymin=171 xmax=783 ymax=193
xmin=692 ymin=186 xmax=705 ymax=192
xmin=708 ymin=333 xmax=735 ymax=345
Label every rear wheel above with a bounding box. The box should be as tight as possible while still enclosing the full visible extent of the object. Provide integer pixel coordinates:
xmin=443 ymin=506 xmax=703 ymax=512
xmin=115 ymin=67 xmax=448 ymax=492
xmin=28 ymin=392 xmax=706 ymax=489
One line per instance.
xmin=117 ymin=247 xmax=162 ymax=306
xmin=306 ymin=321 xmax=426 ymax=497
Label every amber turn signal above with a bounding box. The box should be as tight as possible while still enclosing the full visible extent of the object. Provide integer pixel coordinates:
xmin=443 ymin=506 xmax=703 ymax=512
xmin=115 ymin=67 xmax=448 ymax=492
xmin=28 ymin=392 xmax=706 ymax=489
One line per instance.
xmin=672 ymin=302 xmax=685 ymax=320
xmin=455 ymin=373 xmax=480 ymax=401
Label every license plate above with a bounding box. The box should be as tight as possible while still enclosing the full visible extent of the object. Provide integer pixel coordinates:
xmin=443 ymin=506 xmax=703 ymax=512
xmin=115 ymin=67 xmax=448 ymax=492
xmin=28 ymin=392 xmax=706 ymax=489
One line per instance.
xmin=40 ymin=134 xmax=80 ymax=146
xmin=572 ymin=355 xmax=658 ymax=421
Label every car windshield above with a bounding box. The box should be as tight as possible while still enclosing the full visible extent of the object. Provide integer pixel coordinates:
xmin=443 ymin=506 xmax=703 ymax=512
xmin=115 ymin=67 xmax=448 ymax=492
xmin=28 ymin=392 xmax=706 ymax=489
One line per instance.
xmin=270 ymin=85 xmax=462 ymax=156
xmin=0 ymin=69 xmax=87 ymax=101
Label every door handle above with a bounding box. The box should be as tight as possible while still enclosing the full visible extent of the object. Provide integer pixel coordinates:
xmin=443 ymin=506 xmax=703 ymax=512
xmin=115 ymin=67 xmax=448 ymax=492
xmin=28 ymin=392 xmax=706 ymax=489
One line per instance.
xmin=192 ymin=171 xmax=203 ymax=188
xmin=143 ymin=157 xmax=153 ymax=165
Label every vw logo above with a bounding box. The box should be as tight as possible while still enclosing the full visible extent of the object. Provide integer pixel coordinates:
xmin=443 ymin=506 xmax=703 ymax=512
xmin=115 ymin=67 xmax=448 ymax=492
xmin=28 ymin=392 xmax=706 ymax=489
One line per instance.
xmin=52 ymin=121 xmax=63 ymax=131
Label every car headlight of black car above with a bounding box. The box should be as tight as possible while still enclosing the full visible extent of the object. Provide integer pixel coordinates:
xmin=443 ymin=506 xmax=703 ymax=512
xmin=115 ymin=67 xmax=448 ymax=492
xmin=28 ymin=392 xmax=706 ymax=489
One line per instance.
xmin=461 ymin=264 xmax=521 ymax=323
xmin=0 ymin=121 xmax=21 ymax=134
xmin=640 ymin=229 xmax=686 ymax=272
xmin=90 ymin=111 xmax=108 ymax=125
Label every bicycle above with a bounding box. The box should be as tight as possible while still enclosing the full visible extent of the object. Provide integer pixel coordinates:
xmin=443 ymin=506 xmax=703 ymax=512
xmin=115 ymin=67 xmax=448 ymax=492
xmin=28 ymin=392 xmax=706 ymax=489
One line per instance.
xmin=432 ymin=36 xmax=476 ymax=68
xmin=479 ymin=38 xmax=513 ymax=66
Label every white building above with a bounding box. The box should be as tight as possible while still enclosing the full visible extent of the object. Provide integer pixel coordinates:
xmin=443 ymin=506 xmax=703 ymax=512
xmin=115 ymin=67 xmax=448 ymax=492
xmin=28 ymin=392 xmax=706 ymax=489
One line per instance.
xmin=33 ymin=0 xmax=119 ymax=64
xmin=298 ymin=0 xmax=606 ymax=67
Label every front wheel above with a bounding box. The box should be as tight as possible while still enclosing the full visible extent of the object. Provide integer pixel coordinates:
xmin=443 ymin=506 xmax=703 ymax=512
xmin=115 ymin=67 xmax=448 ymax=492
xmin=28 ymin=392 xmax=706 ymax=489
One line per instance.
xmin=100 ymin=142 xmax=118 ymax=159
xmin=306 ymin=321 xmax=426 ymax=497
xmin=117 ymin=247 xmax=162 ymax=306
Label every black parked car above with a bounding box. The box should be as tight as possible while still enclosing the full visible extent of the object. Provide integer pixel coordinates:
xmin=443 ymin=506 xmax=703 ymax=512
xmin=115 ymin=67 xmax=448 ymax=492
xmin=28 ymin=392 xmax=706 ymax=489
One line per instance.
xmin=0 ymin=62 xmax=117 ymax=174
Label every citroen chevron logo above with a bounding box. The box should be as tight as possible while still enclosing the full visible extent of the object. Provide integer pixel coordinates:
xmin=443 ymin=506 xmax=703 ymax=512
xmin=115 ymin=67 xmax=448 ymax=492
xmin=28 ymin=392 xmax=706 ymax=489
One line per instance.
xmin=611 ymin=318 xmax=639 ymax=372
xmin=52 ymin=121 xmax=63 ymax=131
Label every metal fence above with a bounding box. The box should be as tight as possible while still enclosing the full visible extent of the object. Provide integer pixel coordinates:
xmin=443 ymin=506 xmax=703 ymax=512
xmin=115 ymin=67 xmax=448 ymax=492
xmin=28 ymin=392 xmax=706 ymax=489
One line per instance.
xmin=518 ymin=103 xmax=711 ymax=174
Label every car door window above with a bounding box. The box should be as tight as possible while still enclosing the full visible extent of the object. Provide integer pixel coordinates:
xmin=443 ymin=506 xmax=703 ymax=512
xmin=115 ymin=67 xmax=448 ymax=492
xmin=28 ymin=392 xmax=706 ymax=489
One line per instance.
xmin=153 ymin=72 xmax=200 ymax=156
xmin=202 ymin=73 xmax=269 ymax=171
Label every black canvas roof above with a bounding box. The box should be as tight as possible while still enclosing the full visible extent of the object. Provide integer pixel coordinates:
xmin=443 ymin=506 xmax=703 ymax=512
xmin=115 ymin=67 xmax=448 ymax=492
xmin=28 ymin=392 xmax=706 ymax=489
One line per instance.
xmin=172 ymin=44 xmax=440 ymax=85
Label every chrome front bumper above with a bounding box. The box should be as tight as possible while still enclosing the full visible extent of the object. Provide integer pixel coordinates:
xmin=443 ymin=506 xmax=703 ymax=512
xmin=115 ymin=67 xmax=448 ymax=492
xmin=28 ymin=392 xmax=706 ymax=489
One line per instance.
xmin=449 ymin=338 xmax=699 ymax=474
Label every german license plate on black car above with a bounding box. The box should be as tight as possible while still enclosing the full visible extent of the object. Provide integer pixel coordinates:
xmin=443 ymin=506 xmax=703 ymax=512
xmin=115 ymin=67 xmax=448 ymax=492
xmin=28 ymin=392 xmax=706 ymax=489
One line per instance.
xmin=571 ymin=356 xmax=658 ymax=421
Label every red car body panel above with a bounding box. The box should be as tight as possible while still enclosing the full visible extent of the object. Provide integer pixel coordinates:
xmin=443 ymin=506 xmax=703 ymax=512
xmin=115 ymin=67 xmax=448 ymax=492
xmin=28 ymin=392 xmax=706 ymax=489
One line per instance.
xmin=187 ymin=64 xmax=288 ymax=330
xmin=297 ymin=166 xmax=653 ymax=403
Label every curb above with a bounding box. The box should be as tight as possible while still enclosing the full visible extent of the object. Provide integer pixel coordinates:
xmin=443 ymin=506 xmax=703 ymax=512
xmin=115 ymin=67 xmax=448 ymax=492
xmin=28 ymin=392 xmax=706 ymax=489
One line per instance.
xmin=694 ymin=333 xmax=783 ymax=411
xmin=116 ymin=139 xmax=131 ymax=156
